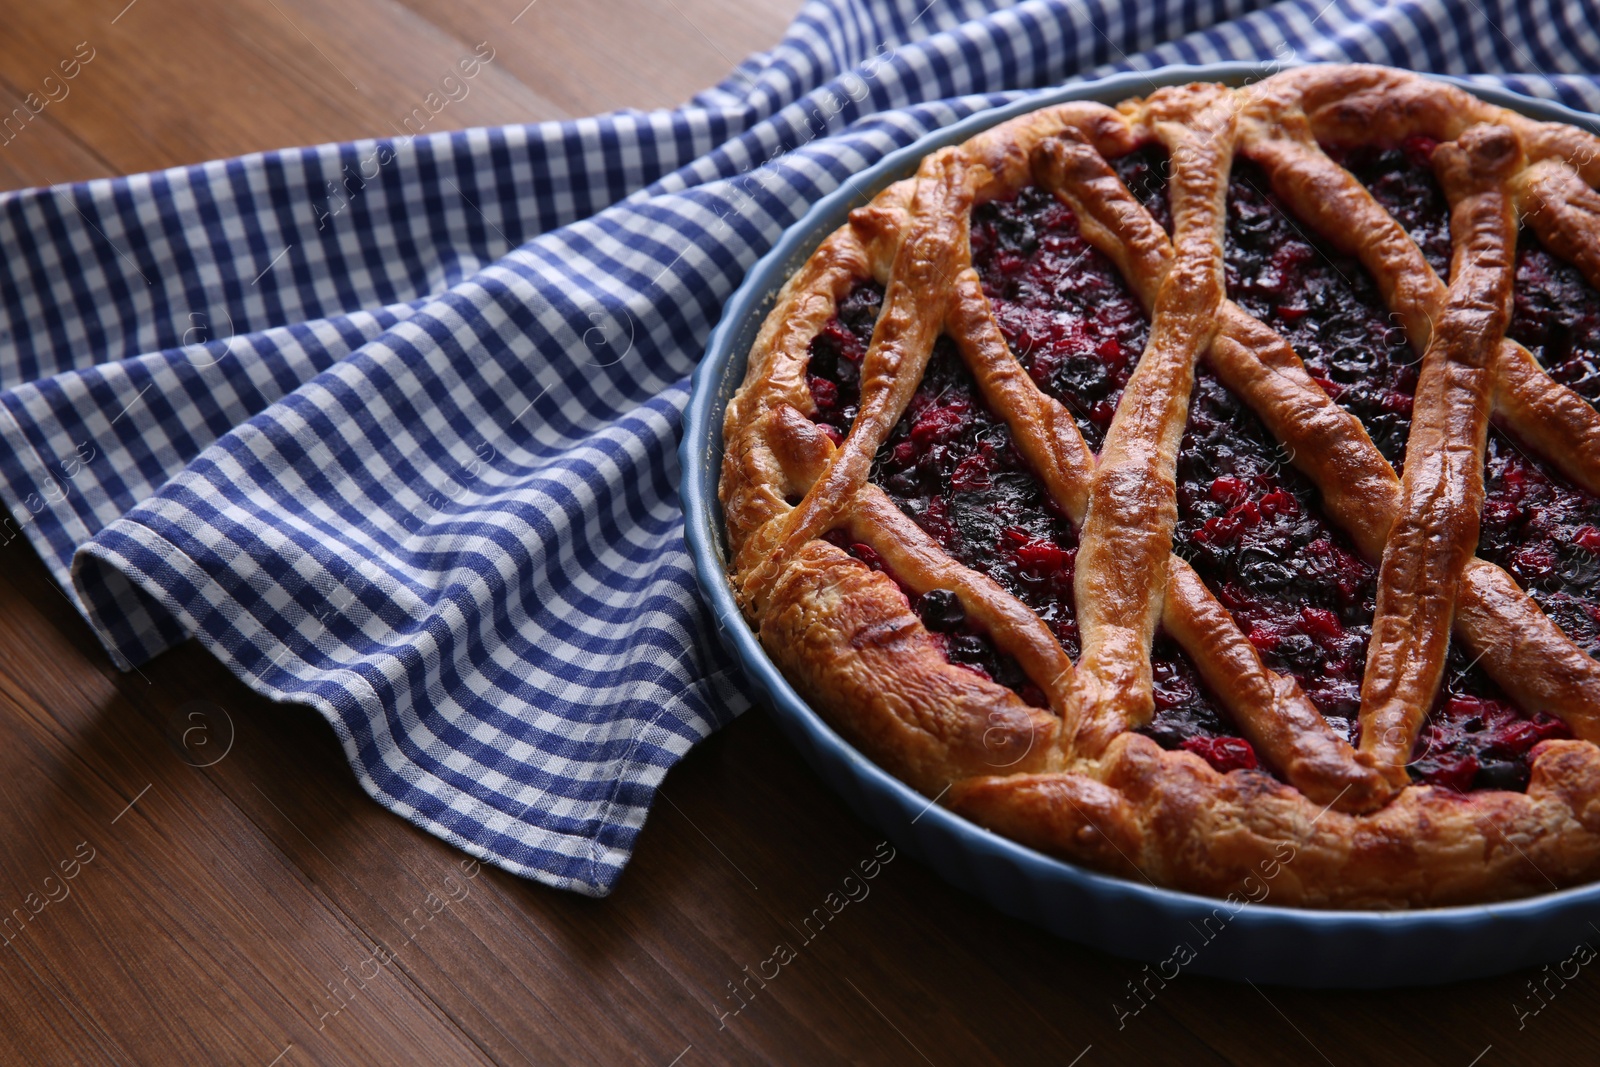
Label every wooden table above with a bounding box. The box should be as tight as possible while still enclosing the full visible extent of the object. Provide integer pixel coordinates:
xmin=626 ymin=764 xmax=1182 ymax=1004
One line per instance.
xmin=0 ymin=2 xmax=1595 ymax=1063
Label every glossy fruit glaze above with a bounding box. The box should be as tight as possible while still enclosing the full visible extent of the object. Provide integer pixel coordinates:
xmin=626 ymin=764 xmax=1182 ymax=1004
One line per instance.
xmin=797 ymin=140 xmax=1600 ymax=791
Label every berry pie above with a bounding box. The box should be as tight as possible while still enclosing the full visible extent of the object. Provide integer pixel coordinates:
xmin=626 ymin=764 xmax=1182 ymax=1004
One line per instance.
xmin=719 ymin=65 xmax=1600 ymax=907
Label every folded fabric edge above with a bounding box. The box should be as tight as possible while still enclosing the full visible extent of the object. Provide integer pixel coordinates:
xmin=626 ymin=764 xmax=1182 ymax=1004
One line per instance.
xmin=68 ymin=518 xmax=727 ymax=896
xmin=0 ymin=398 xmax=105 ymax=624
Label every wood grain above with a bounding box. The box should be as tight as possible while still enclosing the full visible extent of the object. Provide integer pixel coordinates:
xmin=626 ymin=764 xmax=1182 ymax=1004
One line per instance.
xmin=0 ymin=1 xmax=1597 ymax=1063
xmin=0 ymin=0 xmax=793 ymax=191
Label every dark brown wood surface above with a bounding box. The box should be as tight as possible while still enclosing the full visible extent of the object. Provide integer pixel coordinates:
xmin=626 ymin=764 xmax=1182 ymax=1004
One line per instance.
xmin=0 ymin=2 xmax=1596 ymax=1064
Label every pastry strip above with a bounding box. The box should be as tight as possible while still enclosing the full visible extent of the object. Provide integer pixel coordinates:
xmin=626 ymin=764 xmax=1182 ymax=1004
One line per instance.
xmin=1359 ymin=125 xmax=1518 ymax=781
xmin=1069 ymin=86 xmax=1234 ymax=741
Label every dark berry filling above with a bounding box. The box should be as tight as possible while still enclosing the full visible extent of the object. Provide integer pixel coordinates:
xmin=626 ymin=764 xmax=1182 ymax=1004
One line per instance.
xmin=1143 ymin=633 xmax=1251 ymax=765
xmin=1509 ymin=237 xmax=1600 ymax=408
xmin=1175 ymin=366 xmax=1375 ymax=735
xmin=1227 ymin=155 xmax=1423 ymax=471
xmin=805 ymin=281 xmax=880 ymax=442
xmin=871 ymin=336 xmax=1080 ymax=660
xmin=1334 ymin=137 xmax=1454 ymax=279
xmin=1478 ymin=432 xmax=1600 ymax=658
xmin=1110 ymin=145 xmax=1174 ymax=235
xmin=1408 ymin=667 xmax=1571 ymax=794
xmin=969 ymin=185 xmax=1151 ymax=451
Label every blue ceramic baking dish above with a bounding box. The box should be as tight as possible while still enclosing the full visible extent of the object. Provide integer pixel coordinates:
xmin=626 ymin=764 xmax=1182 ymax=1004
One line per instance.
xmin=681 ymin=61 xmax=1600 ymax=987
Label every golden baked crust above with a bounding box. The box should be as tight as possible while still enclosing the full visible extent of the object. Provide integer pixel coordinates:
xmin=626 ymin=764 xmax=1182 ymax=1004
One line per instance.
xmin=718 ymin=64 xmax=1600 ymax=907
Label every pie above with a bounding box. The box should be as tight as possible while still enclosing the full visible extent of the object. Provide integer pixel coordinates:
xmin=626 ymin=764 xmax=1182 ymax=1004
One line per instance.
xmin=718 ymin=64 xmax=1600 ymax=907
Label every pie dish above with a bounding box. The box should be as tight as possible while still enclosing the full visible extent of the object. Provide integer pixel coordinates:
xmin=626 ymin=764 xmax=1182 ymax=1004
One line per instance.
xmin=716 ymin=63 xmax=1600 ymax=910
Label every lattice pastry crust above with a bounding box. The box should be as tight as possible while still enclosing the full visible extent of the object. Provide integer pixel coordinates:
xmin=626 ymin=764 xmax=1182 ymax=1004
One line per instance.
xmin=719 ymin=65 xmax=1600 ymax=907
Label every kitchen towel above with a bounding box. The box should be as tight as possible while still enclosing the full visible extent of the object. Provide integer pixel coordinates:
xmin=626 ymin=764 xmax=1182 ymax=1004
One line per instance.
xmin=1 ymin=0 xmax=1596 ymax=894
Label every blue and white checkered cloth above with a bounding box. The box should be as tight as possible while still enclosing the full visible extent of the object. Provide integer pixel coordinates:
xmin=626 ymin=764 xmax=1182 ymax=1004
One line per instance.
xmin=1 ymin=0 xmax=1596 ymax=894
